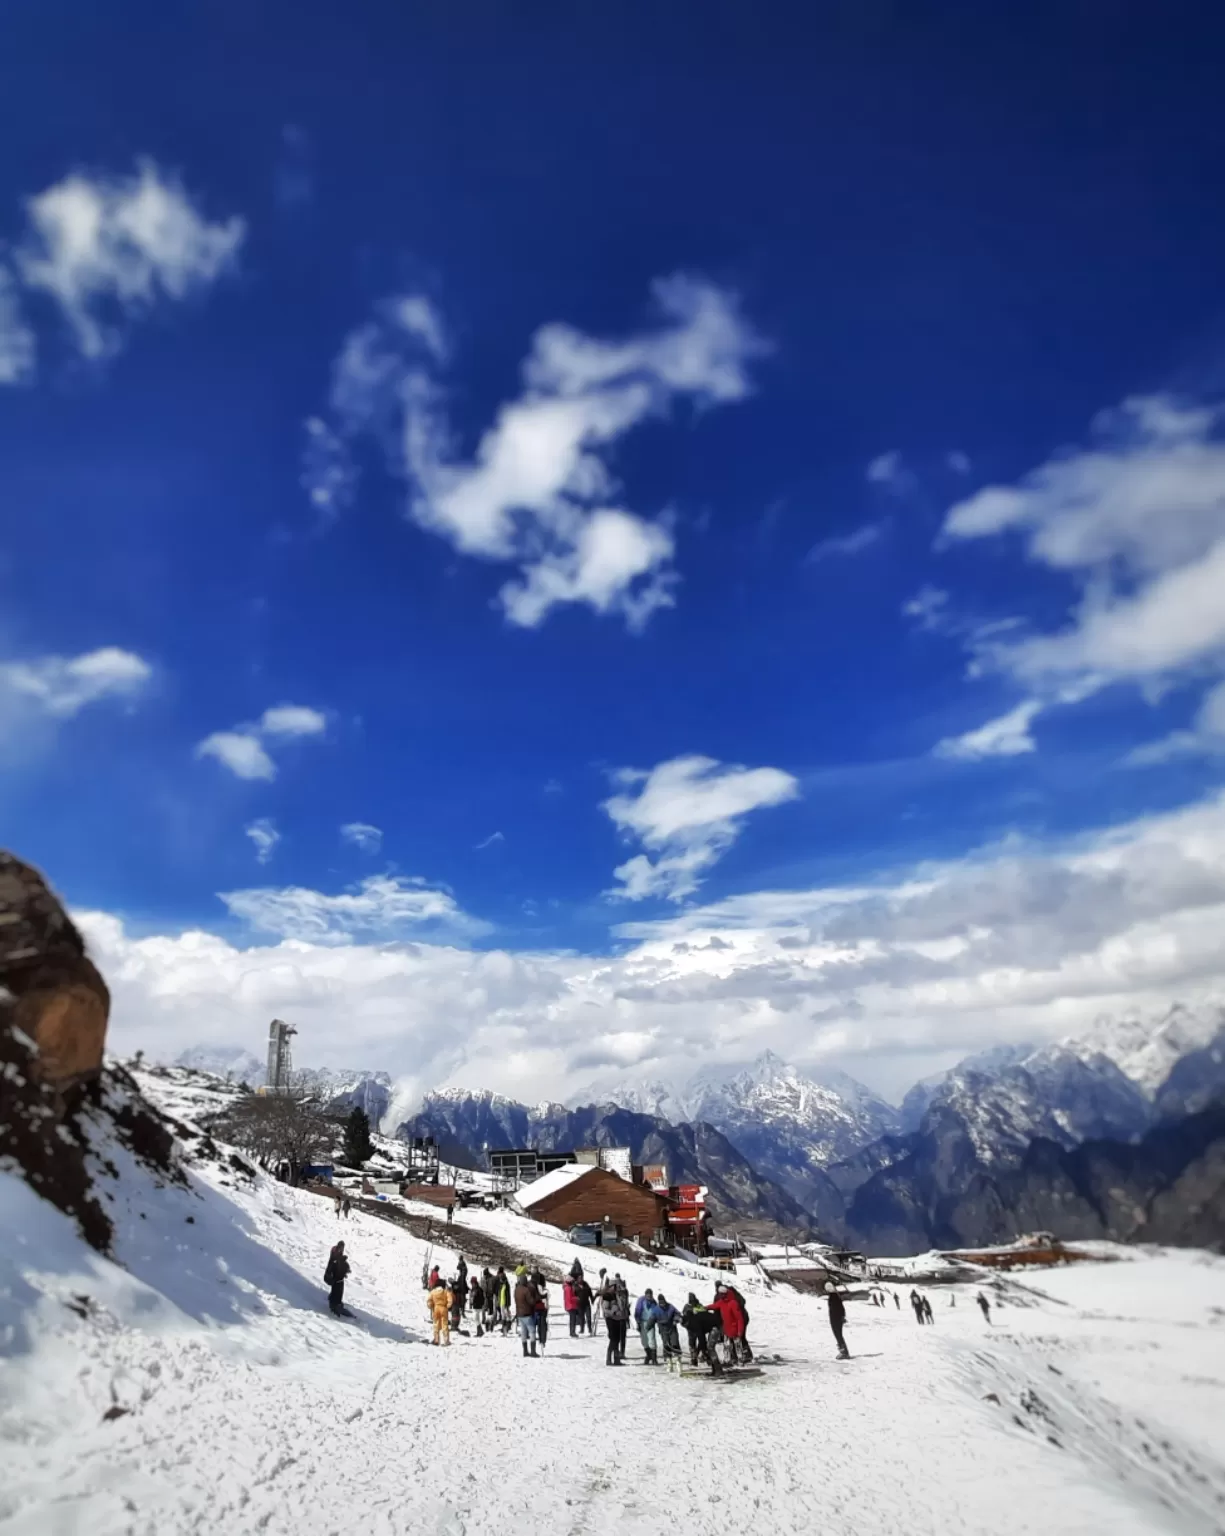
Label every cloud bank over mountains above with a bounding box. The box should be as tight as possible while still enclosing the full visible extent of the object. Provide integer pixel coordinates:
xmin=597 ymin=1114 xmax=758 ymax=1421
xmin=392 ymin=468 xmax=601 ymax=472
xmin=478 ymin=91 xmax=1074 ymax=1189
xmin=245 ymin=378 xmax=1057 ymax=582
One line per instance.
xmin=89 ymin=785 xmax=1225 ymax=1105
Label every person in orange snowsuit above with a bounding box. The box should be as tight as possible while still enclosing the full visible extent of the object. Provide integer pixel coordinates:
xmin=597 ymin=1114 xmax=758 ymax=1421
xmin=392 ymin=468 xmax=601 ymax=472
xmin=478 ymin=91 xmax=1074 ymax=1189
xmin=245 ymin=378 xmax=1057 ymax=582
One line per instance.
xmin=428 ymin=1280 xmax=453 ymax=1346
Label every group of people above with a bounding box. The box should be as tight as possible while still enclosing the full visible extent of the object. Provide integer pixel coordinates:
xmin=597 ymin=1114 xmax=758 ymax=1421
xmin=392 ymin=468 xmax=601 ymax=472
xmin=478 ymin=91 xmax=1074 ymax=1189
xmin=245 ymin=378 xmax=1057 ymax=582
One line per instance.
xmin=598 ymin=1270 xmax=751 ymax=1373
xmin=416 ymin=1253 xmax=755 ymax=1374
xmin=910 ymin=1289 xmax=935 ymax=1324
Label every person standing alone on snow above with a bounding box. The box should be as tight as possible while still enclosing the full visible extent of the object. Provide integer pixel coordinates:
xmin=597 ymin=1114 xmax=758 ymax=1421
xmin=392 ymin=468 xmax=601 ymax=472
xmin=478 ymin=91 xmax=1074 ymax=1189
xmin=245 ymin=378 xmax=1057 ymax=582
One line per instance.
xmin=827 ymin=1285 xmax=850 ymax=1359
xmin=977 ymin=1292 xmax=991 ymax=1323
xmin=324 ymin=1240 xmax=351 ymax=1316
xmin=921 ymin=1295 xmax=934 ymax=1324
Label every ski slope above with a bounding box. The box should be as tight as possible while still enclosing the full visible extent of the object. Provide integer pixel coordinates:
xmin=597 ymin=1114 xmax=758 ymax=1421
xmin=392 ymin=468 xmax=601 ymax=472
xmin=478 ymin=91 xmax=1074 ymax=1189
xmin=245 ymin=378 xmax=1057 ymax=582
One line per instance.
xmin=2 ymin=1076 xmax=1224 ymax=1535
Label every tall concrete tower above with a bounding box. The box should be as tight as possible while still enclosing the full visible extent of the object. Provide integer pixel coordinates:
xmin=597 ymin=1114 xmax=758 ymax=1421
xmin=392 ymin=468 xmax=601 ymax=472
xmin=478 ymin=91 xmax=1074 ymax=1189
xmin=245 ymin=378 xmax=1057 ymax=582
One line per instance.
xmin=266 ymin=1018 xmax=298 ymax=1091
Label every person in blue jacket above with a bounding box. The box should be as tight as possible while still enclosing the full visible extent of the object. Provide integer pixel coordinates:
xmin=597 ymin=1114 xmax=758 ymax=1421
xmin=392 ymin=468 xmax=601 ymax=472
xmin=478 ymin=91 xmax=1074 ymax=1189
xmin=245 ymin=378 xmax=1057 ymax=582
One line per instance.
xmin=634 ymin=1288 xmax=659 ymax=1365
xmin=654 ymin=1293 xmax=682 ymax=1363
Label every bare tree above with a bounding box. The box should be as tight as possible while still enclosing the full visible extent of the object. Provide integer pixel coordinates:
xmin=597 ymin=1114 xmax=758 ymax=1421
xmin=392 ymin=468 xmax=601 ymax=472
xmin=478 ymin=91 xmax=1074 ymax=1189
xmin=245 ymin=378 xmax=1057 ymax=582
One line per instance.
xmin=219 ymin=1087 xmax=333 ymax=1183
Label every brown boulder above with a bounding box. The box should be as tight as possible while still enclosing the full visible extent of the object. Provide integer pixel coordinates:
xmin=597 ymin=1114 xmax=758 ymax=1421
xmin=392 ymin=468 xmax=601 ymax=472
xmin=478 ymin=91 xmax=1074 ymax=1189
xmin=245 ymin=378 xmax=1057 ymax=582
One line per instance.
xmin=0 ymin=852 xmax=110 ymax=1088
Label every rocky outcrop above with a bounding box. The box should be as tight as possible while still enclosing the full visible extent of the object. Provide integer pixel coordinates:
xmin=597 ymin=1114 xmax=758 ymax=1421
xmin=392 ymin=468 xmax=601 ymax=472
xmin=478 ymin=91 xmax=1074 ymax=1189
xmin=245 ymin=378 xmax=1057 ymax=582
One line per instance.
xmin=0 ymin=852 xmax=110 ymax=1088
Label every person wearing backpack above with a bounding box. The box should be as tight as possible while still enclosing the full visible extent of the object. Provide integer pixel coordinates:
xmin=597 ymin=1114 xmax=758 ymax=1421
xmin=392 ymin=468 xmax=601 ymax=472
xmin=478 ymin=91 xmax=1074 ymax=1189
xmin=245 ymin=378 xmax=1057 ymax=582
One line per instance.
xmin=324 ymin=1240 xmax=351 ymax=1316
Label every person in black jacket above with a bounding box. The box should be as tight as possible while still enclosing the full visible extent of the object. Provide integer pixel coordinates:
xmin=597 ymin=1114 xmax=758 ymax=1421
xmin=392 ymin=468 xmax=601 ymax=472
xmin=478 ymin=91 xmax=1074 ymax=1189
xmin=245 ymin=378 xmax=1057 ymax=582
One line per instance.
xmin=827 ymin=1285 xmax=850 ymax=1359
xmin=324 ymin=1240 xmax=351 ymax=1316
xmin=681 ymin=1294 xmax=723 ymax=1374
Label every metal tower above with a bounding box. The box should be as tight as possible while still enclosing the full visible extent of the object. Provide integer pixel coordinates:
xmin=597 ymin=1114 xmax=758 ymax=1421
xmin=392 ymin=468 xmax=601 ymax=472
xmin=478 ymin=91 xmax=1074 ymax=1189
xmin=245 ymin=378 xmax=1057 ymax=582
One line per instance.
xmin=266 ymin=1018 xmax=298 ymax=1091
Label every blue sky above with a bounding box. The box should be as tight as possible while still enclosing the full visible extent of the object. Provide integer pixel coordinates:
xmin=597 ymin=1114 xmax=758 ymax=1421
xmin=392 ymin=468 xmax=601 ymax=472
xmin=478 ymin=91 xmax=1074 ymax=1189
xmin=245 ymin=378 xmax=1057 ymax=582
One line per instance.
xmin=4 ymin=3 xmax=1225 ymax=1104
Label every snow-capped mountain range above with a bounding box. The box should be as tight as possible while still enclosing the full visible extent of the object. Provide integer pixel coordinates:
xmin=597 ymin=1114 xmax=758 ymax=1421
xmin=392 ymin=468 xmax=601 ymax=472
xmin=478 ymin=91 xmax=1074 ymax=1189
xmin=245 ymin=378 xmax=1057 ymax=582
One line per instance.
xmin=168 ymin=998 xmax=1225 ymax=1238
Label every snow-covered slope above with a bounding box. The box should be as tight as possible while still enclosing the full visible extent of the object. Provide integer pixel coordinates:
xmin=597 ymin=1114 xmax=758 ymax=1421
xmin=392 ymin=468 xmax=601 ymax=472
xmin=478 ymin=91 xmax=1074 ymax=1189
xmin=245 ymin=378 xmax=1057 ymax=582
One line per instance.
xmin=4 ymin=1067 xmax=1225 ymax=1535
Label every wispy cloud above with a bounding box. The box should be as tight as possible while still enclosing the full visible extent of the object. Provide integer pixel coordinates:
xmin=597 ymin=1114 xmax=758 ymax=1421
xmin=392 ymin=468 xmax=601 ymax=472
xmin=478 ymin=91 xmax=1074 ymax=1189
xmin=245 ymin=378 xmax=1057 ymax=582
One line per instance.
xmin=0 ymin=645 xmax=151 ymax=716
xmin=310 ymin=276 xmax=767 ymax=629
xmin=937 ymin=393 xmax=1225 ymax=760
xmin=866 ymin=450 xmax=914 ymax=495
xmin=604 ymin=753 xmax=799 ymax=902
xmin=196 ymin=702 xmax=327 ymax=781
xmin=340 ymin=821 xmax=383 ymax=854
xmin=475 ymin=830 xmax=505 ymax=850
xmin=244 ymin=818 xmax=280 ymax=864
xmin=806 ymin=520 xmax=885 ymax=563
xmin=220 ymin=873 xmax=486 ymax=944
xmin=935 ymin=699 xmax=1042 ymax=760
xmin=12 ymin=159 xmax=243 ymax=361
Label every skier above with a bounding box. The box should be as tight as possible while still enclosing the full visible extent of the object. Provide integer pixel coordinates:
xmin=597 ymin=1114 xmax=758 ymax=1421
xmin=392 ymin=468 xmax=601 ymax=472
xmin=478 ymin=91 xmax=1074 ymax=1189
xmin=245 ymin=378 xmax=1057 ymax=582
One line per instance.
xmin=428 ymin=1277 xmax=453 ymax=1346
xmin=634 ymin=1288 xmax=659 ymax=1365
xmin=655 ymin=1293 xmax=682 ymax=1365
xmin=921 ymin=1296 xmax=934 ymax=1324
xmin=827 ymin=1285 xmax=850 ymax=1359
xmin=977 ymin=1292 xmax=992 ymax=1323
xmin=894 ymin=1291 xmax=900 ymax=1310
xmin=681 ymin=1294 xmax=723 ymax=1375
xmin=342 ymin=1196 xmax=351 ymax=1218
xmin=910 ymin=1289 xmax=925 ymax=1324
xmin=446 ymin=1202 xmax=454 ymax=1228
xmin=324 ymin=1240 xmax=351 ymax=1316
xmin=514 ymin=1271 xmax=540 ymax=1357
xmin=563 ymin=1275 xmax=579 ymax=1336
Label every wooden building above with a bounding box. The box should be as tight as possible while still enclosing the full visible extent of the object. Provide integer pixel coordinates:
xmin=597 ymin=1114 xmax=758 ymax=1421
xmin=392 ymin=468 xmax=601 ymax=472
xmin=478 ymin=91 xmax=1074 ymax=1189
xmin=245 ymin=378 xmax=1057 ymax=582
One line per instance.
xmin=517 ymin=1163 xmax=672 ymax=1246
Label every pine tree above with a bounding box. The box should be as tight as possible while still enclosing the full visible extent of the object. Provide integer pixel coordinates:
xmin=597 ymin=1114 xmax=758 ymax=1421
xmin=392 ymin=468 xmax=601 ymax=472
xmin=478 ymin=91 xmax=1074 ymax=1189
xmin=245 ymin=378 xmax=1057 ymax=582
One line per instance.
xmin=342 ymin=1105 xmax=375 ymax=1168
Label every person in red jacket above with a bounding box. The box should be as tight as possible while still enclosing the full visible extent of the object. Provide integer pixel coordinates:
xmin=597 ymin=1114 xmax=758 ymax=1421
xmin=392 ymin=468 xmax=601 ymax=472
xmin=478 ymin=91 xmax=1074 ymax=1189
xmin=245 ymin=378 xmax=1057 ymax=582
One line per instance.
xmin=708 ymin=1283 xmax=752 ymax=1365
xmin=562 ymin=1276 xmax=579 ymax=1337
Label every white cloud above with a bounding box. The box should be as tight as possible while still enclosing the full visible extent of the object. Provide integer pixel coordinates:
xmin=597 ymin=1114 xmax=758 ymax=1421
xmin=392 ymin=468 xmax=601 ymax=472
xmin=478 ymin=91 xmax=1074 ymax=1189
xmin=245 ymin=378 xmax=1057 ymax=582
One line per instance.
xmin=258 ymin=703 xmax=327 ymax=738
xmin=0 ymin=269 xmax=36 ymax=384
xmin=0 ymin=645 xmax=151 ymax=716
xmin=603 ymin=754 xmax=800 ymax=902
xmin=301 ymin=417 xmax=356 ymax=520
xmin=196 ymin=731 xmax=276 ymax=782
xmin=935 ymin=699 xmax=1042 ymax=760
xmin=902 ymin=586 xmax=951 ymax=632
xmin=341 ymin=821 xmax=383 ymax=854
xmin=1127 ymin=680 xmax=1225 ymax=766
xmin=933 ymin=392 xmax=1225 ymax=761
xmin=807 ymin=521 xmax=885 ymax=563
xmin=866 ymin=451 xmax=912 ymax=494
xmin=314 ymin=275 xmax=765 ymax=628
xmin=244 ymin=818 xmax=280 ymax=864
xmin=392 ymin=295 xmax=447 ymax=362
xmin=475 ymin=831 xmax=505 ymax=850
xmin=195 ymin=701 xmax=326 ymax=781
xmin=947 ymin=451 xmax=971 ymax=475
xmin=15 ymin=160 xmax=243 ymax=359
xmin=83 ymin=786 xmax=1225 ymax=1106
xmin=220 ymin=874 xmax=484 ymax=944
xmin=943 ymin=394 xmax=1225 ymax=691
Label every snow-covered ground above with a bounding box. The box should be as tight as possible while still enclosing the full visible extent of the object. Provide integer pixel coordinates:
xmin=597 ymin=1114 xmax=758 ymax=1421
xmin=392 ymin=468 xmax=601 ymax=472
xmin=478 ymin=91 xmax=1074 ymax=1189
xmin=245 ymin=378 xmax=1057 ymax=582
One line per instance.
xmin=2 ymin=1075 xmax=1224 ymax=1535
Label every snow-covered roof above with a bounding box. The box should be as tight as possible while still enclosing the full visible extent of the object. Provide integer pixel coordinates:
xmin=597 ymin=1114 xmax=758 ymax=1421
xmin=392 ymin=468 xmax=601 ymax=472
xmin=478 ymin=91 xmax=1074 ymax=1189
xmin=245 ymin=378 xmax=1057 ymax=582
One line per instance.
xmin=516 ymin=1162 xmax=594 ymax=1210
